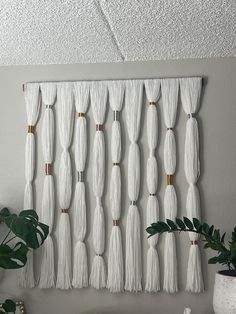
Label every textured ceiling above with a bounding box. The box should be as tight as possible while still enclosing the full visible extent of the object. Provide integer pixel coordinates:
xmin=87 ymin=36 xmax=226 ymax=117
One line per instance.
xmin=0 ymin=0 xmax=235 ymax=65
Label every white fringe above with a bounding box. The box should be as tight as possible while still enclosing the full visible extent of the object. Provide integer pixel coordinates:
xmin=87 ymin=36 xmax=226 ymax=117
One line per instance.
xmin=74 ymin=182 xmax=86 ymax=245
xmin=145 ymin=247 xmax=160 ymax=293
xmin=56 ymin=213 xmax=72 ymax=289
xmin=147 ymin=104 xmax=158 ymax=152
xmin=18 ymin=251 xmax=35 ymax=288
xmin=75 ymin=116 xmax=87 ymax=172
xmin=145 ymin=195 xmax=160 ymax=292
xmin=90 ymin=255 xmax=106 ymax=290
xmin=164 ymin=185 xmax=177 ymax=221
xmin=111 ymin=121 xmax=121 ymax=162
xmin=186 ymin=244 xmax=204 ymax=293
xmin=107 ymin=226 xmax=124 ymax=292
xmin=125 ymin=205 xmax=142 ymax=292
xmin=72 ymin=241 xmax=88 ymax=288
xmin=38 ymin=236 xmax=55 ymax=288
xmin=41 ymin=175 xmax=55 ymax=231
xmin=147 ymin=156 xmax=158 ymax=195
xmin=163 ymin=233 xmax=178 ymax=293
xmin=24 ymin=182 xmax=33 ymax=209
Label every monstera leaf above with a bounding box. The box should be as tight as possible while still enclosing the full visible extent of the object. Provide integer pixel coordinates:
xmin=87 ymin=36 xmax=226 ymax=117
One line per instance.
xmin=0 ymin=208 xmax=48 ymax=249
xmin=0 ymin=242 xmax=28 ymax=269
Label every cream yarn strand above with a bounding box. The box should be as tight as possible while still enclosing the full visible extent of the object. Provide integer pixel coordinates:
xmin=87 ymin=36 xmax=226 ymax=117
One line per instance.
xmin=144 ymin=79 xmax=161 ymax=293
xmin=19 ymin=83 xmax=40 ymax=288
xmin=39 ymin=82 xmax=57 ymax=288
xmin=56 ymin=83 xmax=74 ymax=290
xmin=180 ymin=77 xmax=204 ymax=293
xmin=72 ymin=82 xmax=90 ymax=288
xmin=125 ymin=80 xmax=143 ymax=292
xmin=90 ymin=81 xmax=108 ymax=289
xmin=161 ymin=78 xmax=179 ymax=293
xmin=107 ymin=81 xmax=125 ymax=293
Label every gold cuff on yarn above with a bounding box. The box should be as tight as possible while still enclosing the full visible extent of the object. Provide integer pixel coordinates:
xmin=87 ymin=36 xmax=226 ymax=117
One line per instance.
xmin=167 ymin=127 xmax=173 ymax=130
xmin=130 ymin=200 xmax=136 ymax=206
xmin=45 ymin=163 xmax=53 ymax=175
xmin=113 ymin=219 xmax=119 ymax=226
xmin=96 ymin=124 xmax=103 ymax=131
xmin=149 ymin=101 xmax=156 ymax=106
xmin=61 ymin=208 xmax=69 ymax=213
xmin=114 ymin=111 xmax=119 ymax=121
xmin=27 ymin=125 xmax=35 ymax=133
xmin=167 ymin=175 xmax=173 ymax=185
xmin=113 ymin=162 xmax=119 ymax=166
xmin=78 ymin=112 xmax=85 ymax=117
xmin=191 ymin=240 xmax=198 ymax=245
xmin=78 ymin=171 xmax=84 ymax=182
xmin=149 ymin=193 xmax=155 ymax=196
xmin=188 ymin=113 xmax=195 ymax=119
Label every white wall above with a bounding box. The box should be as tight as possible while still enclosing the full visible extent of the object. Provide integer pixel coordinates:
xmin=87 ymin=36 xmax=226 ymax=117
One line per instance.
xmin=0 ymin=58 xmax=235 ymax=314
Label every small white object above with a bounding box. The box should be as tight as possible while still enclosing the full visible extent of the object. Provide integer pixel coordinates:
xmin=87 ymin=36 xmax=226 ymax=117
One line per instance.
xmin=183 ymin=308 xmax=191 ymax=314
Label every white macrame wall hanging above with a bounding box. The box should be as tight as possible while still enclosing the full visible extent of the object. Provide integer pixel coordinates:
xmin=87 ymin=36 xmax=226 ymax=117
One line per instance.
xmin=21 ymin=77 xmax=204 ymax=295
xmin=39 ymin=82 xmax=57 ymax=288
xmin=107 ymin=81 xmax=125 ymax=293
xmin=90 ymin=81 xmax=108 ymax=290
xmin=144 ymin=79 xmax=161 ymax=293
xmin=180 ymin=77 xmax=204 ymax=293
xmin=56 ymin=83 xmax=74 ymax=290
xmin=19 ymin=83 xmax=41 ymax=288
xmin=161 ymin=78 xmax=179 ymax=293
xmin=72 ymin=82 xmax=90 ymax=288
xmin=125 ymin=80 xmax=143 ymax=292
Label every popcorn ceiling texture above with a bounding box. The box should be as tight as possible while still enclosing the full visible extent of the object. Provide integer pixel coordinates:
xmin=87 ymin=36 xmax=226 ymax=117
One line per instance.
xmin=0 ymin=0 xmax=235 ymax=65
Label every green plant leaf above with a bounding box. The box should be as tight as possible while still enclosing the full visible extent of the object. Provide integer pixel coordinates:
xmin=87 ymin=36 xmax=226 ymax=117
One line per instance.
xmin=0 ymin=243 xmax=28 ymax=269
xmin=3 ymin=210 xmax=48 ymax=249
xmin=203 ymin=223 xmax=210 ymax=234
xmin=183 ymin=217 xmax=193 ymax=230
xmin=175 ymin=218 xmax=185 ymax=230
xmin=193 ymin=218 xmax=201 ymax=230
xmin=221 ymin=232 xmax=226 ymax=243
xmin=2 ymin=299 xmax=16 ymax=313
xmin=208 ymin=225 xmax=214 ymax=236
xmin=208 ymin=256 xmax=219 ymax=264
xmin=166 ymin=219 xmax=177 ymax=231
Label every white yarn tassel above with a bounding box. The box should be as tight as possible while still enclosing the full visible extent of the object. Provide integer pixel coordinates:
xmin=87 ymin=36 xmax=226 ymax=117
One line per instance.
xmin=125 ymin=205 xmax=141 ymax=292
xmin=56 ymin=83 xmax=74 ymax=290
xmin=145 ymin=195 xmax=160 ymax=292
xmin=180 ymin=77 xmax=204 ymax=293
xmin=72 ymin=241 xmax=88 ymax=288
xmin=144 ymin=79 xmax=161 ymax=293
xmin=90 ymin=255 xmax=106 ymax=290
xmin=73 ymin=82 xmax=89 ymax=288
xmin=186 ymin=244 xmax=203 ymax=293
xmin=38 ymin=236 xmax=54 ymax=288
xmin=164 ymin=130 xmax=176 ymax=175
xmin=107 ymin=227 xmax=124 ymax=292
xmin=107 ymin=81 xmax=125 ymax=293
xmin=163 ymin=233 xmax=178 ymax=293
xmin=20 ymin=83 xmax=40 ymax=288
xmin=72 ymin=182 xmax=88 ymax=288
xmin=56 ymin=213 xmax=71 ymax=290
xmin=39 ymin=176 xmax=55 ymax=288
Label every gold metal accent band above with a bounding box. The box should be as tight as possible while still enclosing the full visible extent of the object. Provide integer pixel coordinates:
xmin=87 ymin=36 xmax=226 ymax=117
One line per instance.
xmin=191 ymin=240 xmax=198 ymax=245
xmin=149 ymin=101 xmax=156 ymax=106
xmin=96 ymin=124 xmax=103 ymax=131
xmin=113 ymin=219 xmax=119 ymax=226
xmin=61 ymin=208 xmax=69 ymax=213
xmin=167 ymin=174 xmax=173 ymax=185
xmin=149 ymin=193 xmax=155 ymax=196
xmin=78 ymin=112 xmax=85 ymax=117
xmin=113 ymin=162 xmax=119 ymax=166
xmin=45 ymin=163 xmax=53 ymax=175
xmin=27 ymin=125 xmax=35 ymax=133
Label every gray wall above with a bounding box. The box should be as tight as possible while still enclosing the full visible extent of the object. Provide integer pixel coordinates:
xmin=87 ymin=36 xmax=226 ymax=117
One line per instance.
xmin=0 ymin=57 xmax=235 ymax=314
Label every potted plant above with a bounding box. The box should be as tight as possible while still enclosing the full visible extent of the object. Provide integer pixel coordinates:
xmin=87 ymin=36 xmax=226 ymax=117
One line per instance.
xmin=0 ymin=207 xmax=48 ymax=313
xmin=147 ymin=217 xmax=236 ymax=314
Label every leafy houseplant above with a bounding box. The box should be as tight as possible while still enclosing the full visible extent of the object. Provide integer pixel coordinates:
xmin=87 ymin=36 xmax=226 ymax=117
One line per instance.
xmin=0 ymin=208 xmax=49 ymax=313
xmin=147 ymin=217 xmax=236 ymax=314
xmin=146 ymin=217 xmax=236 ymax=275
